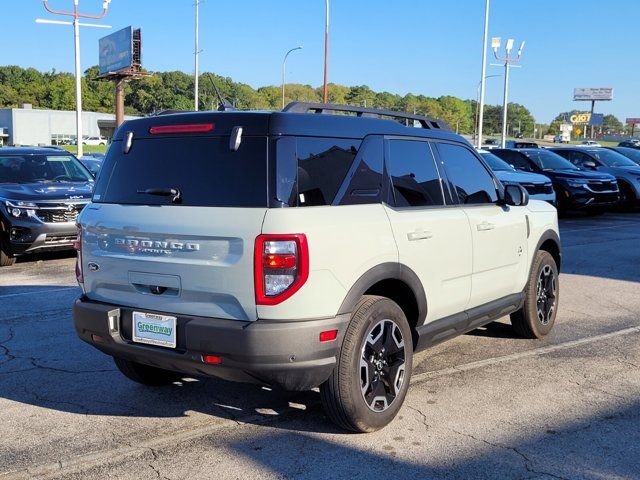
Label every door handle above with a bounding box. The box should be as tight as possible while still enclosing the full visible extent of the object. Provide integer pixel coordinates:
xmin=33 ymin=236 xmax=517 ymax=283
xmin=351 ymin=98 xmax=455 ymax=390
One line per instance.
xmin=476 ymin=221 xmax=496 ymax=232
xmin=407 ymin=230 xmax=433 ymax=241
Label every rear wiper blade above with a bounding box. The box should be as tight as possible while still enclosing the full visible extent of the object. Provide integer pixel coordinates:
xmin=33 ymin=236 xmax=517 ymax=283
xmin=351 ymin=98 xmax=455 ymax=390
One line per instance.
xmin=136 ymin=187 xmax=182 ymax=204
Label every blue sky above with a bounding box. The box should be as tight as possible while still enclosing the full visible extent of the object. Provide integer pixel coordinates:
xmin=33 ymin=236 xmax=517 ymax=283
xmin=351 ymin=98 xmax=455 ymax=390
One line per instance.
xmin=3 ymin=0 xmax=639 ymax=123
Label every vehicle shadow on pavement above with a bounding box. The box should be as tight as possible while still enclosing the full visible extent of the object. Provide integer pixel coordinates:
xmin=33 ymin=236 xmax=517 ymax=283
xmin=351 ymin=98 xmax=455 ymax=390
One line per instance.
xmin=216 ymin=401 xmax=640 ymax=480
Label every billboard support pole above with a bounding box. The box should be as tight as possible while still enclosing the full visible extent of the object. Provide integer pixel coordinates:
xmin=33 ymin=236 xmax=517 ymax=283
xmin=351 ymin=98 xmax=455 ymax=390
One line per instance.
xmin=115 ymin=77 xmax=125 ymax=128
xmin=590 ymin=100 xmax=595 ymax=139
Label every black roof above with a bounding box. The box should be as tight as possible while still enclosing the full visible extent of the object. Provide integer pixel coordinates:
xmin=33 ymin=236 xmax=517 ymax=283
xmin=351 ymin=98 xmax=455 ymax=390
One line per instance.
xmin=0 ymin=147 xmax=74 ymax=156
xmin=112 ymin=107 xmax=465 ymax=144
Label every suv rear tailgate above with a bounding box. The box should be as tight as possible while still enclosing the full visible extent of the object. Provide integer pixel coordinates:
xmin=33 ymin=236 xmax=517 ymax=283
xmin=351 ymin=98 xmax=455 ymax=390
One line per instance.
xmin=80 ymin=204 xmax=266 ymax=321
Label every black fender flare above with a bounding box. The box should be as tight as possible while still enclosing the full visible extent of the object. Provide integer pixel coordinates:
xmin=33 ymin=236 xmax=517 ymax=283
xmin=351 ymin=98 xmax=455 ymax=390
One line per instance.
xmin=337 ymin=262 xmax=428 ymax=327
xmin=533 ymin=229 xmax=562 ymax=272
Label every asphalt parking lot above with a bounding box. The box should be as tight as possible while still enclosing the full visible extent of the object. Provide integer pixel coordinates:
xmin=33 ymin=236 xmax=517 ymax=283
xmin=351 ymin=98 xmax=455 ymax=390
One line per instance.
xmin=1 ymin=212 xmax=639 ymax=480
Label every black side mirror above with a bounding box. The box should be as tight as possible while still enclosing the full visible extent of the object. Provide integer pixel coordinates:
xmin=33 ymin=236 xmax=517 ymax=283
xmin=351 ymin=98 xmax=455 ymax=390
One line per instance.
xmin=582 ymin=160 xmax=597 ymax=170
xmin=503 ymin=184 xmax=529 ymax=207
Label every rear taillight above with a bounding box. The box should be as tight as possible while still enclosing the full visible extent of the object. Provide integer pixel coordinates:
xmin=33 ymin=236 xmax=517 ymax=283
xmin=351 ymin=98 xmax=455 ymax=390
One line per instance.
xmin=74 ymin=223 xmax=83 ymax=283
xmin=254 ymin=234 xmax=309 ymax=305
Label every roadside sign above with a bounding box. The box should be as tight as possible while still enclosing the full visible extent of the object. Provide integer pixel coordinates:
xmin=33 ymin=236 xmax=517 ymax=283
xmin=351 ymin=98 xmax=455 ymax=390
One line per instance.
xmin=573 ymin=88 xmax=613 ymax=101
xmin=570 ymin=113 xmax=592 ymax=125
xmin=99 ymin=26 xmax=133 ymax=75
xmin=588 ymin=113 xmax=604 ymax=126
xmin=560 ymin=123 xmax=573 ymax=133
xmin=626 ymin=118 xmax=640 ymax=125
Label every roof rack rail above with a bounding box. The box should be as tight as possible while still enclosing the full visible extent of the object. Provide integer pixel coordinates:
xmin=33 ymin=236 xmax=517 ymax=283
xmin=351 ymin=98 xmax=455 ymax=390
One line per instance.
xmin=282 ymin=102 xmax=451 ymax=131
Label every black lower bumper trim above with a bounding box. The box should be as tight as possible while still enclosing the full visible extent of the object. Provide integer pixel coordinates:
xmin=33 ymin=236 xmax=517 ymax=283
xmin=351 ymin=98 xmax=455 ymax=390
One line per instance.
xmin=73 ymin=297 xmax=349 ymax=391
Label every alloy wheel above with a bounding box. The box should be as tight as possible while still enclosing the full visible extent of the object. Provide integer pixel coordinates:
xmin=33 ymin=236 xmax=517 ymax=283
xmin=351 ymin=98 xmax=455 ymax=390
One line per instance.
xmin=536 ymin=264 xmax=557 ymax=325
xmin=360 ymin=319 xmax=406 ymax=412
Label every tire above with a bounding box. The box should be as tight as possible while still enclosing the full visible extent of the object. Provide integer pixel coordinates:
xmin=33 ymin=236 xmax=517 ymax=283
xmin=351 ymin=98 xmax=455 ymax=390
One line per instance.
xmin=113 ymin=357 xmax=182 ymax=386
xmin=511 ymin=250 xmax=559 ymax=339
xmin=618 ymin=182 xmax=637 ymax=211
xmin=0 ymin=244 xmax=15 ymax=267
xmin=320 ymin=295 xmax=413 ymax=433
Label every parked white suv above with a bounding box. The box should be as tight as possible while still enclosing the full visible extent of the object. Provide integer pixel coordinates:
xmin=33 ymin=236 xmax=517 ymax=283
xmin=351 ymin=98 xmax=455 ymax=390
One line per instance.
xmin=73 ymin=103 xmax=561 ymax=432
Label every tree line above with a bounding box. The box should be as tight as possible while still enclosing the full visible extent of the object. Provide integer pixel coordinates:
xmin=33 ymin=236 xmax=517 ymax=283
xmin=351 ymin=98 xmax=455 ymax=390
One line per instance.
xmin=1 ymin=64 xmax=541 ymax=137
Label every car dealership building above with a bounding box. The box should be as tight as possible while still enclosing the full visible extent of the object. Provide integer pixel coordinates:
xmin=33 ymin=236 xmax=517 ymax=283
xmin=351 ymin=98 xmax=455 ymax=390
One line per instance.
xmin=0 ymin=104 xmax=137 ymax=146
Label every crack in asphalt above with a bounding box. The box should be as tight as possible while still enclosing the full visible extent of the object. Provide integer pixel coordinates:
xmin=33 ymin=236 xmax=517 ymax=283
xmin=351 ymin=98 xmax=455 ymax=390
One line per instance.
xmin=405 ymin=405 xmax=430 ymax=433
xmin=450 ymin=428 xmax=570 ymax=480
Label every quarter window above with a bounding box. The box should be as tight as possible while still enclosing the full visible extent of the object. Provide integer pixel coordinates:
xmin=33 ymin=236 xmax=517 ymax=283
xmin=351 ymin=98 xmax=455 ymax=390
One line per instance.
xmin=296 ymin=138 xmax=360 ymax=207
xmin=387 ymin=140 xmax=444 ymax=207
xmin=437 ymin=143 xmax=498 ymax=204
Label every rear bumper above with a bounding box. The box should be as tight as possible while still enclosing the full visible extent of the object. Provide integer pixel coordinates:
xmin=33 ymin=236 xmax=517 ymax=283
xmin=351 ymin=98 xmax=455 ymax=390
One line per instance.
xmin=73 ymin=297 xmax=349 ymax=391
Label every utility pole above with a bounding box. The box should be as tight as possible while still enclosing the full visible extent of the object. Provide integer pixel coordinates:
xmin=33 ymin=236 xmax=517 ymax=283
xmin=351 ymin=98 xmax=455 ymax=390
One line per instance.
xmin=491 ymin=37 xmax=525 ymax=148
xmin=37 ymin=0 xmax=112 ymax=157
xmin=322 ymin=0 xmax=329 ymax=103
xmin=282 ymin=46 xmax=303 ymax=109
xmin=476 ymin=0 xmax=490 ymax=148
xmin=194 ymin=0 xmax=200 ymax=111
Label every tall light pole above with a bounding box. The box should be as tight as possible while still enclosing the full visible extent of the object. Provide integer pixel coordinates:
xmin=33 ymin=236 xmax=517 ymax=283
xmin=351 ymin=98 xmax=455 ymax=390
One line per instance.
xmin=474 ymin=74 xmax=502 ymax=144
xmin=194 ymin=0 xmax=200 ymax=111
xmin=38 ymin=1 xmax=112 ymax=158
xmin=492 ymin=37 xmax=525 ymax=148
xmin=476 ymin=0 xmax=490 ymax=148
xmin=322 ymin=0 xmax=329 ymax=103
xmin=282 ymin=46 xmax=303 ymax=109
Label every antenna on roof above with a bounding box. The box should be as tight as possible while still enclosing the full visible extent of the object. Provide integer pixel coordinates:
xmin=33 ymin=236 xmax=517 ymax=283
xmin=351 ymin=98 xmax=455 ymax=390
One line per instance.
xmin=206 ymin=73 xmax=234 ymax=111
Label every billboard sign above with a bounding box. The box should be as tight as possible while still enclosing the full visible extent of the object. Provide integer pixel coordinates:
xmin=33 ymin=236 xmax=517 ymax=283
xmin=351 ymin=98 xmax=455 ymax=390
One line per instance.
xmin=99 ymin=27 xmax=133 ymax=75
xmin=560 ymin=123 xmax=573 ymax=133
xmin=573 ymin=87 xmax=613 ymax=101
xmin=570 ymin=112 xmax=592 ymax=125
xmin=626 ymin=118 xmax=640 ymax=125
xmin=588 ymin=113 xmax=604 ymax=126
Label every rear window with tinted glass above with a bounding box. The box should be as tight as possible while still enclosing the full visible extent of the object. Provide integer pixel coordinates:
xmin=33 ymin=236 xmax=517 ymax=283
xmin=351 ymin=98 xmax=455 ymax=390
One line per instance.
xmin=93 ymin=136 xmax=268 ymax=207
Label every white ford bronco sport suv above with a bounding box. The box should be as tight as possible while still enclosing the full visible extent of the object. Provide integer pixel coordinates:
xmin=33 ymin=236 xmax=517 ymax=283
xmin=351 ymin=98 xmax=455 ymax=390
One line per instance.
xmin=73 ymin=103 xmax=561 ymax=432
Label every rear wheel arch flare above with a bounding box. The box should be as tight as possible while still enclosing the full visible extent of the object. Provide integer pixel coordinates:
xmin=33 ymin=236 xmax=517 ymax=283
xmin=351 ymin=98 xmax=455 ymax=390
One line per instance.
xmin=338 ymin=263 xmax=427 ymax=348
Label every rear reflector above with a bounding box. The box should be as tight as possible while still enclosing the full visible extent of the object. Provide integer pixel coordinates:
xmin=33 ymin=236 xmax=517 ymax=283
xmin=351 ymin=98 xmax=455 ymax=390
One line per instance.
xmin=149 ymin=123 xmax=214 ymax=134
xmin=202 ymin=354 xmax=222 ymax=365
xmin=319 ymin=330 xmax=338 ymax=342
xmin=91 ymin=334 xmax=106 ymax=344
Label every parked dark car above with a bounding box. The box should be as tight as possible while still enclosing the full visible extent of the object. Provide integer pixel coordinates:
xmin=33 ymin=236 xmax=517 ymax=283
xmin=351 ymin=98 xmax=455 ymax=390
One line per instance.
xmin=491 ymin=148 xmax=619 ymax=212
xmin=79 ymin=156 xmax=103 ymax=177
xmin=505 ymin=141 xmax=538 ymax=149
xmin=607 ymin=146 xmax=640 ymax=166
xmin=618 ymin=140 xmax=640 ymax=149
xmin=550 ymin=147 xmax=640 ymax=208
xmin=0 ymin=147 xmax=94 ymax=266
xmin=477 ymin=149 xmax=555 ymax=205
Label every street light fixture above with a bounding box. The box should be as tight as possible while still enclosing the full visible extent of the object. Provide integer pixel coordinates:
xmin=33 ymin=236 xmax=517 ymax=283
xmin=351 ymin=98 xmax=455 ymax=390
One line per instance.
xmin=491 ymin=37 xmax=525 ymax=148
xmin=282 ymin=46 xmax=303 ymax=109
xmin=37 ymin=0 xmax=112 ymax=157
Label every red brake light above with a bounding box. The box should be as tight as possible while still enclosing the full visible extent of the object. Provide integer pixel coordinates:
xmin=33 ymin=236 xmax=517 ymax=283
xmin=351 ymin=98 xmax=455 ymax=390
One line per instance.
xmin=254 ymin=234 xmax=309 ymax=306
xmin=149 ymin=123 xmax=214 ymax=134
xmin=263 ymin=254 xmax=297 ymax=269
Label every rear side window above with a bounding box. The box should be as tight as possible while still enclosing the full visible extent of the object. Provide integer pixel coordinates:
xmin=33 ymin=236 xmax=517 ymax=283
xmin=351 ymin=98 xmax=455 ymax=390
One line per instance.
xmin=387 ymin=140 xmax=444 ymax=207
xmin=93 ymin=136 xmax=267 ymax=207
xmin=295 ymin=137 xmax=360 ymax=207
xmin=493 ymin=149 xmax=534 ymax=171
xmin=437 ymin=143 xmax=498 ymax=204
